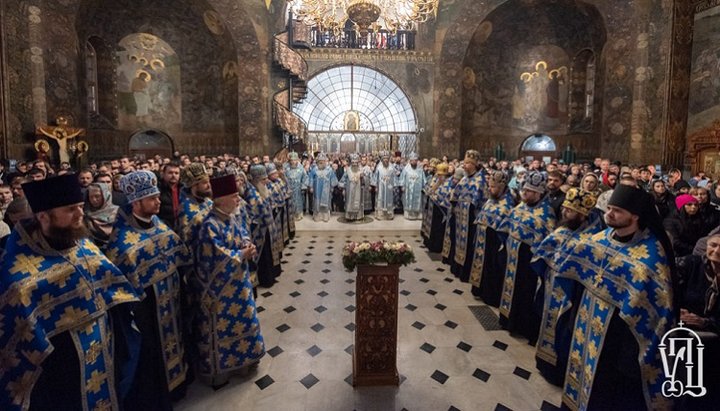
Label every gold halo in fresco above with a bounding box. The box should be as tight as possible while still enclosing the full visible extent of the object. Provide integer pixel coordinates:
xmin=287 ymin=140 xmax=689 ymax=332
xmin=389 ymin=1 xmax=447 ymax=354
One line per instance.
xmin=136 ymin=69 xmax=152 ymax=81
xmin=204 ymin=10 xmax=225 ymax=35
xmin=77 ymin=141 xmax=89 ymax=152
xmin=150 ymin=59 xmax=165 ymax=72
xmin=34 ymin=139 xmax=50 ymax=152
xmin=475 ymin=21 xmax=493 ymax=44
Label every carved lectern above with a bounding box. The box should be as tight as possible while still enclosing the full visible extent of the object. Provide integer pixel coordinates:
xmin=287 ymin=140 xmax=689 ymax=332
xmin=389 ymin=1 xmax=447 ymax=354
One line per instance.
xmin=352 ymin=264 xmax=400 ymax=386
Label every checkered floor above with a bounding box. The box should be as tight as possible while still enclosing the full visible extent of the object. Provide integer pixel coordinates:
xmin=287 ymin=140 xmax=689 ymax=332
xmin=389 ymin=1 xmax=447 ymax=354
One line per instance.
xmin=176 ymin=232 xmax=562 ymax=411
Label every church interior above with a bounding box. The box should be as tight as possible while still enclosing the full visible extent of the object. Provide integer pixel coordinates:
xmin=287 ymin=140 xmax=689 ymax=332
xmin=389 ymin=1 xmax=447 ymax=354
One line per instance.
xmin=1 ymin=1 xmax=719 ymax=411
xmin=0 ymin=0 xmax=717 ymax=173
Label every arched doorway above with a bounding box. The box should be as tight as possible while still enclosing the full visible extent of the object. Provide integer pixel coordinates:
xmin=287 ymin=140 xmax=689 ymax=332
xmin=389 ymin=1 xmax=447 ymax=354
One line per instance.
xmin=294 ymin=64 xmax=418 ymax=156
xmin=128 ymin=129 xmax=174 ymax=159
xmin=520 ymin=133 xmax=557 ymax=163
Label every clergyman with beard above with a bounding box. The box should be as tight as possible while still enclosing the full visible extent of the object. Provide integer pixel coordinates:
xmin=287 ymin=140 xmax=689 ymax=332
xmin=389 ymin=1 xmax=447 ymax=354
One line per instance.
xmin=531 ymin=188 xmax=604 ymax=387
xmin=469 ymin=170 xmax=516 ymax=307
xmin=496 ymin=171 xmax=557 ymax=345
xmin=176 ymin=162 xmax=213 ymax=260
xmin=399 ymin=152 xmax=426 ymax=220
xmin=192 ymin=174 xmax=265 ymax=389
xmin=553 ymin=184 xmax=676 ymax=410
xmin=0 ymin=174 xmax=139 ymax=410
xmin=244 ymin=164 xmax=281 ymax=287
xmin=105 ymin=170 xmax=193 ymax=409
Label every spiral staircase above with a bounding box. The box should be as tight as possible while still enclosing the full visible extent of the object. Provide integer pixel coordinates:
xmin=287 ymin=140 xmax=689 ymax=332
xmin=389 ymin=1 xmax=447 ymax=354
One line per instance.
xmin=272 ymin=26 xmax=310 ymax=148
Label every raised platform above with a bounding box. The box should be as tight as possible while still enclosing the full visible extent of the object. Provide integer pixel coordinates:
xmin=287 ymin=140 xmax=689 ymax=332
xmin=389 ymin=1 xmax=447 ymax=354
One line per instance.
xmin=294 ymin=212 xmax=422 ymax=232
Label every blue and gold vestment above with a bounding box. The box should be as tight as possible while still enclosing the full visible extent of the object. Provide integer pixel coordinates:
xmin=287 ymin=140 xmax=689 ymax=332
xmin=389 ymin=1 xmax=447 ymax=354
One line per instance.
xmin=420 ymin=174 xmax=440 ymax=239
xmin=268 ymin=179 xmax=288 ymax=256
xmin=244 ymin=184 xmax=280 ymax=287
xmin=194 ymin=209 xmax=265 ymax=379
xmin=469 ymin=191 xmax=514 ymax=289
xmin=284 ymin=163 xmax=308 ymax=219
xmin=531 ymin=216 xmax=603 ymax=385
xmin=104 ymin=207 xmax=192 ymax=393
xmin=450 ymin=171 xmax=485 ymax=271
xmin=0 ymin=222 xmax=138 ymax=411
xmin=439 ymin=179 xmax=458 ymax=260
xmin=497 ymin=198 xmax=557 ymax=321
xmin=175 ymin=191 xmax=213 ymax=261
xmin=555 ymin=228 xmax=674 ymax=411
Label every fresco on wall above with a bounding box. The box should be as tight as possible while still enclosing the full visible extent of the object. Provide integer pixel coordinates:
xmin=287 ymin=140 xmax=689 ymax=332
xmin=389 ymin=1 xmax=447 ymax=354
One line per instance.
xmin=464 ymin=44 xmax=569 ymax=133
xmin=687 ymin=5 xmax=720 ymax=134
xmin=116 ymin=33 xmax=182 ymax=131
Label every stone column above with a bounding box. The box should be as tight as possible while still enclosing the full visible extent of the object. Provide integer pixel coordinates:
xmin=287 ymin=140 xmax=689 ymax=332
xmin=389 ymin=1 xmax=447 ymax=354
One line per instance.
xmin=27 ymin=5 xmax=47 ymax=126
xmin=661 ymin=0 xmax=694 ymax=170
xmin=0 ymin=1 xmax=8 ymax=159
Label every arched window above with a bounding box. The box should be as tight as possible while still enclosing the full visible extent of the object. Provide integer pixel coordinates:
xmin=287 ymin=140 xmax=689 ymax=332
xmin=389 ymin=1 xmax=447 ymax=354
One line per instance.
xmin=86 ymin=36 xmax=117 ymax=125
xmin=570 ymin=49 xmax=595 ymax=132
xmin=294 ymin=65 xmax=418 ymax=155
xmin=85 ymin=41 xmax=98 ymax=114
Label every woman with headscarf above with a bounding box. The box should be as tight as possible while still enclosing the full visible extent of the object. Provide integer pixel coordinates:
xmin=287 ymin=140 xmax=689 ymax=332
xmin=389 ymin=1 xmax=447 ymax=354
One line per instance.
xmin=580 ymin=173 xmax=601 ymax=196
xmin=663 ymin=194 xmax=704 ymax=257
xmin=675 ymin=231 xmax=720 ymax=408
xmin=84 ymin=182 xmax=119 ymax=246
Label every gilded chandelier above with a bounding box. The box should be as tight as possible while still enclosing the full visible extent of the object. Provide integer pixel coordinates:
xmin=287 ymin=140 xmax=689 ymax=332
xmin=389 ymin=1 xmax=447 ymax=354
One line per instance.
xmin=288 ymin=0 xmax=439 ymax=34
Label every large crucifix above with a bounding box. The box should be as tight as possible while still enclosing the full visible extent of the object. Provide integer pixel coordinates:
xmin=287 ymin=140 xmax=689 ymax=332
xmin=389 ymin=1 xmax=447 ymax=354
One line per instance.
xmin=35 ymin=115 xmax=85 ymax=164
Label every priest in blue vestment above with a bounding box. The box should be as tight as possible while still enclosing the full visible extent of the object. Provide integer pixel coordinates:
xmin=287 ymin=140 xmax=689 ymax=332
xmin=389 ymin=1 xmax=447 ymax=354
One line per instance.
xmin=193 ymin=175 xmax=265 ymax=388
xmin=105 ymin=170 xmax=193 ymax=409
xmin=285 ymin=152 xmax=308 ymax=221
xmin=308 ymin=153 xmax=338 ymax=222
xmin=531 ymin=188 xmax=603 ymax=386
xmin=497 ymin=171 xmax=557 ymax=344
xmin=399 ymin=153 xmax=426 ymax=220
xmin=555 ymin=185 xmax=676 ymax=411
xmin=0 ymin=175 xmax=139 ymax=411
xmin=373 ymin=151 xmax=396 ymax=220
xmin=470 ymin=171 xmax=515 ymax=307
xmin=449 ymin=150 xmax=486 ymax=282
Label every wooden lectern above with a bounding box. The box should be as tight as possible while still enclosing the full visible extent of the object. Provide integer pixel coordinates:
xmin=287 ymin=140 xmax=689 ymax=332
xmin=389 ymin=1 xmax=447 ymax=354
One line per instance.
xmin=352 ymin=264 xmax=400 ymax=386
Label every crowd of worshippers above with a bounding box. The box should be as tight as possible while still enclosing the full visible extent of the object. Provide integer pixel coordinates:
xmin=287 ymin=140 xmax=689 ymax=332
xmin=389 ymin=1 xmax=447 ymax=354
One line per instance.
xmin=422 ymin=151 xmax=720 ymax=410
xmin=1 ymin=151 xmax=720 ymax=410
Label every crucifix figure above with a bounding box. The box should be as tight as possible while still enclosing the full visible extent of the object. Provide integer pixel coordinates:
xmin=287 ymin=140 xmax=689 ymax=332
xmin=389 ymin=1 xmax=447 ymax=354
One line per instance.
xmin=36 ymin=115 xmax=85 ymax=164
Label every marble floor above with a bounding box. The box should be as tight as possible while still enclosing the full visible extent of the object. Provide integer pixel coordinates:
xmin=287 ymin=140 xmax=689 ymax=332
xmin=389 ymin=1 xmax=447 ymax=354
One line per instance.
xmin=176 ymin=217 xmax=563 ymax=411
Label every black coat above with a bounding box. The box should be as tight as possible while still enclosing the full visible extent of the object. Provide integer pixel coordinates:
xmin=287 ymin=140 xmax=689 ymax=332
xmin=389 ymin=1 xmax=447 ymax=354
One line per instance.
xmin=652 ymin=192 xmax=675 ymax=220
xmin=158 ymin=180 xmax=179 ymax=229
xmin=664 ymin=210 xmax=705 ymax=257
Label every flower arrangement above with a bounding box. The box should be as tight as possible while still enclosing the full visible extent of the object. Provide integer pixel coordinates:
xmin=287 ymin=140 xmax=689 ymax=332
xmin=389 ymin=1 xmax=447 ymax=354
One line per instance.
xmin=342 ymin=240 xmax=416 ymax=271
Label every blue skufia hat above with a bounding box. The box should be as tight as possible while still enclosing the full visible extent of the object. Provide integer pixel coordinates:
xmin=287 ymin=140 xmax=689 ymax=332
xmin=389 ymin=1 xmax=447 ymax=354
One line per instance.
xmin=23 ymin=174 xmax=84 ymax=213
xmin=120 ymin=170 xmax=160 ymax=203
